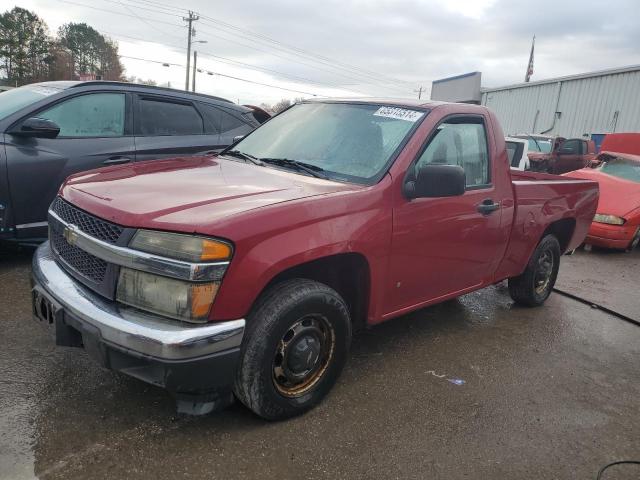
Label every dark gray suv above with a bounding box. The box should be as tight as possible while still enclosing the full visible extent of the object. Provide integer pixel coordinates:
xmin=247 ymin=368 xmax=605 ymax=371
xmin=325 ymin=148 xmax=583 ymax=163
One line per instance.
xmin=0 ymin=81 xmax=263 ymax=243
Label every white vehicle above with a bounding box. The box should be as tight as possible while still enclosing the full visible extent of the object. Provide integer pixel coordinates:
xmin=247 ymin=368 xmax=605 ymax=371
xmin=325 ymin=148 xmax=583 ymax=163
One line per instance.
xmin=505 ymin=136 xmax=530 ymax=170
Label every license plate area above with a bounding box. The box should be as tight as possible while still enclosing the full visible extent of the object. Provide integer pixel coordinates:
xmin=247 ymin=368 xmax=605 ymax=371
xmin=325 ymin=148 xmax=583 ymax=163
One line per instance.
xmin=33 ymin=289 xmax=60 ymax=327
xmin=32 ymin=288 xmax=83 ymax=347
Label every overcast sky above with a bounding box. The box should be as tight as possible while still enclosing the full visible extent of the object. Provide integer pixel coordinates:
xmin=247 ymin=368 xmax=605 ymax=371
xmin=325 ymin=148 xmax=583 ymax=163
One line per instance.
xmin=10 ymin=0 xmax=640 ymax=105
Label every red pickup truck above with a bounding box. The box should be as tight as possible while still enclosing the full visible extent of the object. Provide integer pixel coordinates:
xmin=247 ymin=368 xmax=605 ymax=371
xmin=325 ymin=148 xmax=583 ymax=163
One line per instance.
xmin=528 ymin=136 xmax=597 ymax=174
xmin=31 ymin=100 xmax=598 ymax=420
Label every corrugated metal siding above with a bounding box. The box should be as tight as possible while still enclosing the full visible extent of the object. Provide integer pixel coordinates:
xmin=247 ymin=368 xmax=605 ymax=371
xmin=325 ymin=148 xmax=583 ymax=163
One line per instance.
xmin=481 ymin=68 xmax=640 ymax=137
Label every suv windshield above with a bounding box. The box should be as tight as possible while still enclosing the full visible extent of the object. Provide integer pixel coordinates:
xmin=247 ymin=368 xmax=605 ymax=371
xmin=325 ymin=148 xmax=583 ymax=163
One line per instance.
xmin=600 ymin=157 xmax=640 ymax=183
xmin=228 ymin=102 xmax=426 ymax=184
xmin=0 ymin=84 xmax=62 ymax=121
xmin=521 ymin=137 xmax=552 ymax=153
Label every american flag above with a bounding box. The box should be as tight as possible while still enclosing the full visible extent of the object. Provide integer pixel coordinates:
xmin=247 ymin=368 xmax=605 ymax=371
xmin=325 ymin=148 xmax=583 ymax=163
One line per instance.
xmin=525 ymin=36 xmax=535 ymax=82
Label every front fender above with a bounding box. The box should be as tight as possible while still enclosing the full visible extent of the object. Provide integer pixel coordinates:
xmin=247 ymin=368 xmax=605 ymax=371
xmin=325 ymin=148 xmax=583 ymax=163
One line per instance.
xmin=209 ymin=181 xmax=393 ymax=321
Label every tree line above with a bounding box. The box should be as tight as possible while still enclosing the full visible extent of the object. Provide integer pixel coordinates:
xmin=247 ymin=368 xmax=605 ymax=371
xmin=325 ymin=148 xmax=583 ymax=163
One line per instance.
xmin=0 ymin=7 xmax=124 ymax=87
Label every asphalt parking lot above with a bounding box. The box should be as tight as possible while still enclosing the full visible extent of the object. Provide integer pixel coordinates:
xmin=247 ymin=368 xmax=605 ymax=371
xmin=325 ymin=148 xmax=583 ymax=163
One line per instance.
xmin=1 ymin=246 xmax=639 ymax=480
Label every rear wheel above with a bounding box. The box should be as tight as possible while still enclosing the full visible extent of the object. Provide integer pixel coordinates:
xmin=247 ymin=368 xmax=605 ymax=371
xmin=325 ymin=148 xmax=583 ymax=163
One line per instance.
xmin=508 ymin=234 xmax=561 ymax=307
xmin=234 ymin=279 xmax=351 ymax=420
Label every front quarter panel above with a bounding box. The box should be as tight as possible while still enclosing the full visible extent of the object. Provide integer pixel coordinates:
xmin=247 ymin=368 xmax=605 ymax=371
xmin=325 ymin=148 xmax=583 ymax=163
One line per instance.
xmin=209 ymin=176 xmax=393 ymax=322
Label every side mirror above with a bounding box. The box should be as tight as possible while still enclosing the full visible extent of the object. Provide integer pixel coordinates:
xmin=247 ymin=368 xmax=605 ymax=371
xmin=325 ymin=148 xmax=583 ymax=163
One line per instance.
xmin=13 ymin=117 xmax=60 ymax=139
xmin=232 ymin=135 xmax=245 ymax=143
xmin=404 ymin=164 xmax=466 ymax=199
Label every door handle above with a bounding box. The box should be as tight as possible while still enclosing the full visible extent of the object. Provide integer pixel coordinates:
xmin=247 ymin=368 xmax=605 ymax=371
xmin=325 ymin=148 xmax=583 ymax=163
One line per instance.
xmin=103 ymin=156 xmax=132 ymax=165
xmin=477 ymin=199 xmax=500 ymax=215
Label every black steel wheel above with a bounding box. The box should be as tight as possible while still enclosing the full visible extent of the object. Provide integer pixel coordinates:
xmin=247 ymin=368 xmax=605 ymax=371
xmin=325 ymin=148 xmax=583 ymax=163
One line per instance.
xmin=509 ymin=234 xmax=561 ymax=307
xmin=234 ymin=279 xmax=351 ymax=420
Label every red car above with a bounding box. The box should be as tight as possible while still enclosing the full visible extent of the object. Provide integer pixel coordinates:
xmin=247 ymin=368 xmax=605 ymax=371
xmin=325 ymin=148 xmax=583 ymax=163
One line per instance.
xmin=565 ymin=152 xmax=640 ymax=250
xmin=31 ymin=100 xmax=598 ymax=419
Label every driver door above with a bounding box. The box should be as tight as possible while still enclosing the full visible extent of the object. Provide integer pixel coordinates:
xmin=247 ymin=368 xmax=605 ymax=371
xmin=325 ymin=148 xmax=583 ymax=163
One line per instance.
xmin=386 ymin=115 xmax=509 ymax=315
xmin=5 ymin=92 xmax=134 ymax=239
xmin=554 ymin=139 xmax=581 ymax=174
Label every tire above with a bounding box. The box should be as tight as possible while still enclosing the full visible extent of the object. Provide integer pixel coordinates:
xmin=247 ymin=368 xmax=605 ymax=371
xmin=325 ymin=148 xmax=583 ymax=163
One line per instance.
xmin=234 ymin=279 xmax=351 ymax=420
xmin=508 ymin=234 xmax=561 ymax=307
xmin=626 ymin=231 xmax=640 ymax=252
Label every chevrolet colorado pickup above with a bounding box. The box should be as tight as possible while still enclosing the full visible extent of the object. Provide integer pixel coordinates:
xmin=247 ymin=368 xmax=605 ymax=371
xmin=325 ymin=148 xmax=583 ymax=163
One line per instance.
xmin=31 ymin=100 xmax=599 ymax=420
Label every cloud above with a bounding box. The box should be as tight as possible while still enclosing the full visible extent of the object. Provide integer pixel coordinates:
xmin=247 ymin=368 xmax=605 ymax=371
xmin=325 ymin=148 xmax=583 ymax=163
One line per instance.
xmin=9 ymin=0 xmax=640 ymax=104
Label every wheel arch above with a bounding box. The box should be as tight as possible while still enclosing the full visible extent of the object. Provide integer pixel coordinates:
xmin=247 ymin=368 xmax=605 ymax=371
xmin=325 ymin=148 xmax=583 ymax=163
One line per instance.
xmin=256 ymin=253 xmax=371 ymax=332
xmin=542 ymin=217 xmax=576 ymax=252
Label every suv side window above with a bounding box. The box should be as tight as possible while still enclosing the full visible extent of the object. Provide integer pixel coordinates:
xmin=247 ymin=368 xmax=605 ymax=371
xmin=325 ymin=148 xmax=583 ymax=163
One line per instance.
xmin=559 ymin=139 xmax=580 ymax=154
xmin=138 ymin=98 xmax=204 ymax=136
xmin=38 ymin=93 xmax=125 ymax=137
xmin=415 ymin=118 xmax=490 ymax=187
xmin=199 ymin=103 xmax=249 ymax=136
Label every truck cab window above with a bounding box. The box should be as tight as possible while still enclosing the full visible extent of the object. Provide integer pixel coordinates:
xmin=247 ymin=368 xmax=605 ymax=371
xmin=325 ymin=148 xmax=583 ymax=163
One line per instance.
xmin=38 ymin=93 xmax=125 ymax=137
xmin=559 ymin=139 xmax=580 ymax=154
xmin=415 ymin=119 xmax=490 ymax=187
xmin=139 ymin=99 xmax=204 ymax=136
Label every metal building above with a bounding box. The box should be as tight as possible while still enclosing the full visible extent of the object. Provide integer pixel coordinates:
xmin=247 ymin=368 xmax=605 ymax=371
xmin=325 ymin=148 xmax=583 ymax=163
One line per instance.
xmin=480 ymin=65 xmax=640 ymax=138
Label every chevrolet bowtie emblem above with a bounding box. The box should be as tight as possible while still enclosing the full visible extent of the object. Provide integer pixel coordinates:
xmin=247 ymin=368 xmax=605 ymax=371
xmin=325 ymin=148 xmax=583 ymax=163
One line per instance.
xmin=63 ymin=225 xmax=79 ymax=246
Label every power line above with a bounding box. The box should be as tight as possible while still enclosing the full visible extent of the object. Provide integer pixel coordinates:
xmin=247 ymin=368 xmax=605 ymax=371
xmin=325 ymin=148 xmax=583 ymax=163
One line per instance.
xmin=101 ymin=30 xmax=368 ymax=94
xmin=120 ymin=55 xmax=320 ymax=96
xmin=197 ymin=16 xmax=415 ymax=89
xmin=95 ymin=0 xmax=417 ymax=93
xmin=56 ymin=0 xmax=416 ymax=95
xmin=54 ymin=0 xmax=183 ymax=28
xmin=194 ymin=24 xmax=411 ymax=95
xmin=115 ymin=0 xmax=183 ymax=40
xmin=126 ymin=0 xmax=416 ymax=88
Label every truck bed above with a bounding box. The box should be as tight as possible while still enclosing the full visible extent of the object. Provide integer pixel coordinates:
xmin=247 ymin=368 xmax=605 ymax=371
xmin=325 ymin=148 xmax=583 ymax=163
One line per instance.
xmin=495 ymin=169 xmax=599 ymax=280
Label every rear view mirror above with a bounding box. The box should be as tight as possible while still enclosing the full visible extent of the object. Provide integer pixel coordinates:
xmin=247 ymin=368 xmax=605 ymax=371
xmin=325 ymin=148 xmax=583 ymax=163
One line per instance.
xmin=404 ymin=164 xmax=466 ymax=199
xmin=14 ymin=117 xmax=60 ymax=139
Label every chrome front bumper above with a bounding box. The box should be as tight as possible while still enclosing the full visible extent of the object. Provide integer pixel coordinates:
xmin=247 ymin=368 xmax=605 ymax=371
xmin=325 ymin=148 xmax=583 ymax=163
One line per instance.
xmin=32 ymin=241 xmax=245 ymax=361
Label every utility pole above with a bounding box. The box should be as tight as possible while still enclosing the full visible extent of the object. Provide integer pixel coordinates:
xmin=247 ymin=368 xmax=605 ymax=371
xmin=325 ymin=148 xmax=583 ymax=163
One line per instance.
xmin=414 ymin=86 xmax=424 ymax=99
xmin=192 ymin=51 xmax=197 ymax=92
xmin=183 ymin=10 xmax=199 ymax=91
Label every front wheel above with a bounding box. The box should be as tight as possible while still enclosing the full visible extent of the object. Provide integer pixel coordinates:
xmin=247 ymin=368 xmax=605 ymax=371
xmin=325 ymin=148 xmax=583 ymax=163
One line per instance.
xmin=626 ymin=230 xmax=640 ymax=252
xmin=234 ymin=279 xmax=351 ymax=420
xmin=508 ymin=234 xmax=561 ymax=307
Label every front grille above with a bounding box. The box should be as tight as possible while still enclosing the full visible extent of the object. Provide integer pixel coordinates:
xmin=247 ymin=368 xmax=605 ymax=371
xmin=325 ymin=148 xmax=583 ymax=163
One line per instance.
xmin=51 ymin=197 xmax=123 ymax=244
xmin=51 ymin=232 xmax=108 ymax=282
xmin=49 ymin=197 xmax=131 ymax=299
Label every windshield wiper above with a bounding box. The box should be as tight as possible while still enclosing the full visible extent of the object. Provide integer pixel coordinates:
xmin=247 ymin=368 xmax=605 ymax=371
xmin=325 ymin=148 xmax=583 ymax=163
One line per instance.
xmin=224 ymin=150 xmax=263 ymax=166
xmin=259 ymin=158 xmax=329 ymax=179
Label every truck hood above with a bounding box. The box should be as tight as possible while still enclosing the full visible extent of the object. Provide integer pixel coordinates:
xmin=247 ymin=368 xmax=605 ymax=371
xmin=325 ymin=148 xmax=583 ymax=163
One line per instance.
xmin=60 ymin=156 xmax=360 ymax=232
xmin=563 ymin=168 xmax=640 ymax=218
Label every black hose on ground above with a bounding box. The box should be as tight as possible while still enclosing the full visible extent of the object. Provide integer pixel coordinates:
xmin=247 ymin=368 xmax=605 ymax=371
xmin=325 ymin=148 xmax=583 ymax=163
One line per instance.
xmin=552 ymin=287 xmax=640 ymax=328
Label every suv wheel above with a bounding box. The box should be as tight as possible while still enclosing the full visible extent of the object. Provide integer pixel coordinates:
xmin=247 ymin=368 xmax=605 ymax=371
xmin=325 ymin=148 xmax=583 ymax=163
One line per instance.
xmin=234 ymin=279 xmax=351 ymax=420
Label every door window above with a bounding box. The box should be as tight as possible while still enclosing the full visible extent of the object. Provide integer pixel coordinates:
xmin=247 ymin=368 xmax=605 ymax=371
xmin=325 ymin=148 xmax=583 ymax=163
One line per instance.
xmin=579 ymin=140 xmax=588 ymax=154
xmin=199 ymin=103 xmax=249 ymax=135
xmin=415 ymin=118 xmax=490 ymax=187
xmin=38 ymin=93 xmax=125 ymax=137
xmin=558 ymin=139 xmax=580 ymax=154
xmin=138 ymin=99 xmax=204 ymax=136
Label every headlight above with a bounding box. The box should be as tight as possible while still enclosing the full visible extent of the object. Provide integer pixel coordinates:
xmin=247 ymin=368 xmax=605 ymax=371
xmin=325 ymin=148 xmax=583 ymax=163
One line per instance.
xmin=116 ymin=268 xmax=219 ymax=322
xmin=130 ymin=230 xmax=232 ymax=262
xmin=593 ymin=214 xmax=625 ymax=225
